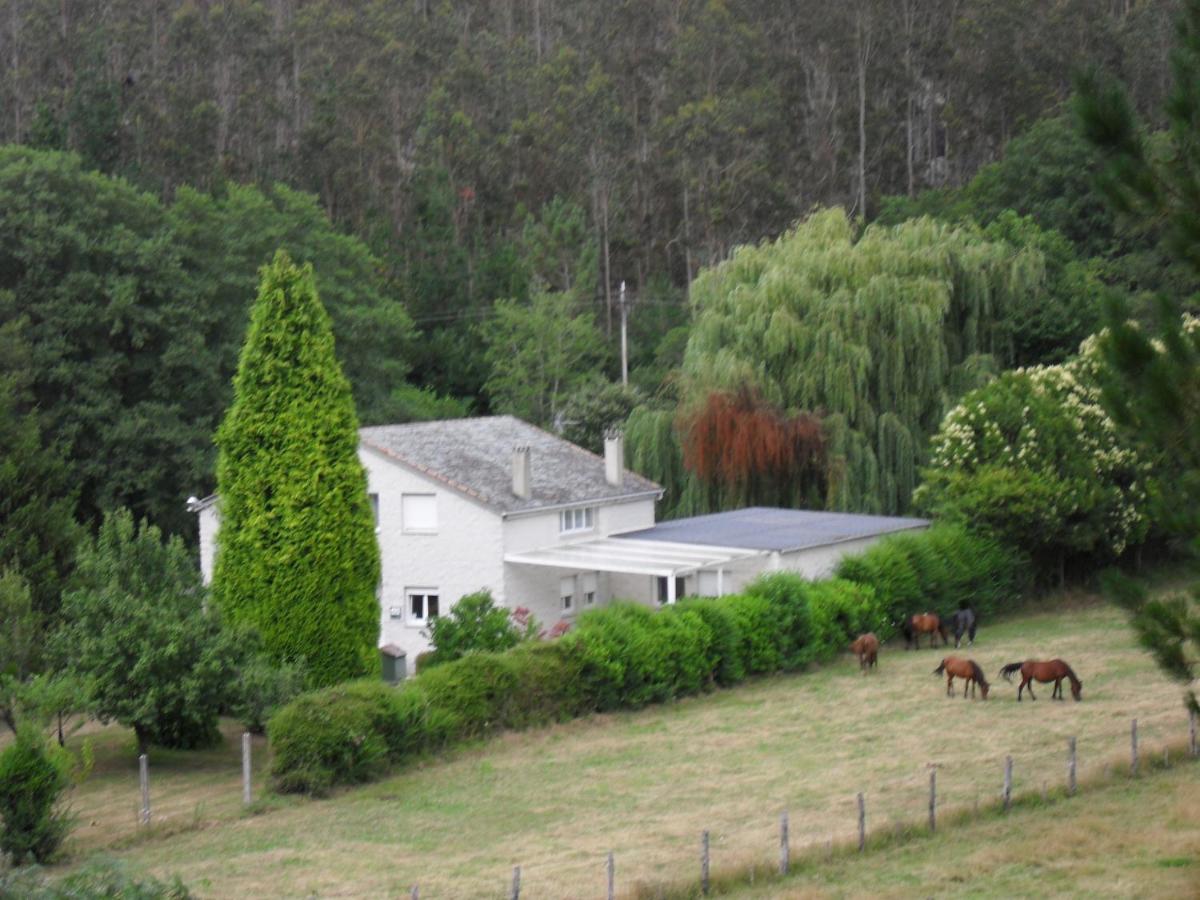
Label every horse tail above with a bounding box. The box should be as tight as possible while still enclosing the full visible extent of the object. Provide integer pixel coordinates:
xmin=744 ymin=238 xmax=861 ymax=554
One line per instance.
xmin=970 ymin=660 xmax=988 ymax=688
xmin=999 ymin=661 xmax=1023 ymax=682
xmin=932 ymin=661 xmax=946 ymax=676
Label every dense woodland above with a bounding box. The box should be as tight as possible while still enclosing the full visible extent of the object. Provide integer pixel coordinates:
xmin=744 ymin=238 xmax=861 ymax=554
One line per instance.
xmin=0 ymin=0 xmax=1192 ymax=574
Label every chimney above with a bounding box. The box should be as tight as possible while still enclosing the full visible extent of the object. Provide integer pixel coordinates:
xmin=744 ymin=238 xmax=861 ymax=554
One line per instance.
xmin=512 ymin=446 xmax=532 ymax=499
xmin=604 ymin=429 xmax=624 ymax=487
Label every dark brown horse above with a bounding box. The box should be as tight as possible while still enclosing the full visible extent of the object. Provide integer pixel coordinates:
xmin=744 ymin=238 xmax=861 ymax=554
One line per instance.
xmin=849 ymin=633 xmax=879 ymax=672
xmin=904 ymin=613 xmax=948 ymax=649
xmin=999 ymin=659 xmax=1082 ymax=701
xmin=933 ymin=656 xmax=989 ymax=699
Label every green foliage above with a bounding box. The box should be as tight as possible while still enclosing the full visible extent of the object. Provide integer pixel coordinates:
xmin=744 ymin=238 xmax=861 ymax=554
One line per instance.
xmin=0 ymin=571 xmax=40 ymax=724
xmin=916 ymin=338 xmax=1150 ymax=577
xmin=482 ymin=291 xmax=606 ymax=427
xmin=0 ymin=858 xmax=192 ymax=899
xmin=0 ymin=728 xmax=71 ymax=864
xmin=268 ymin=680 xmax=409 ymax=795
xmin=58 ymin=509 xmax=240 ymax=752
xmin=1077 ymin=0 xmax=1200 ymax=713
xmin=227 ymin=651 xmax=306 ymax=736
xmin=384 ymin=383 xmax=471 ymax=424
xmin=835 ymin=525 xmax=1027 ymax=621
xmin=425 ymin=591 xmax=532 ymax=669
xmin=630 ymin=208 xmax=1046 ymax=517
xmin=213 ymin=251 xmax=381 ymax=688
xmin=559 ymin=379 xmax=642 ymax=454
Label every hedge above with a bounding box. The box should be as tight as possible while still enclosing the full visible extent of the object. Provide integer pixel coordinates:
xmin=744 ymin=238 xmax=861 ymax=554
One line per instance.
xmin=269 ymin=523 xmax=1026 ymax=793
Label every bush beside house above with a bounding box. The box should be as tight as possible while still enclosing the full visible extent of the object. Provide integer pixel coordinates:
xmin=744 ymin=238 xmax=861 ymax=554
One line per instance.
xmin=269 ymin=524 xmax=1025 ymax=794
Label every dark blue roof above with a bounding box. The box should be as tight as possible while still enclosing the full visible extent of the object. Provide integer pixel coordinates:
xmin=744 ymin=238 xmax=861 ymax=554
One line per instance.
xmin=616 ymin=507 xmax=929 ymax=553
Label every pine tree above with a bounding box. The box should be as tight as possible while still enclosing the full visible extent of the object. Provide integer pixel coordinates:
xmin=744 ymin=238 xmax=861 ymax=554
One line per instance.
xmin=1077 ymin=0 xmax=1200 ymax=713
xmin=213 ymin=251 xmax=380 ymax=687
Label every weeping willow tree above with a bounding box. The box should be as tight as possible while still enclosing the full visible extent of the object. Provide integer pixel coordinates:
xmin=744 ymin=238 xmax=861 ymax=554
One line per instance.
xmin=629 ymin=208 xmax=1045 ymax=516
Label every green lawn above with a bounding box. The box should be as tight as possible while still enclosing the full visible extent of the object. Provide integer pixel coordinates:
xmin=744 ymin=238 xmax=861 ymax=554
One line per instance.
xmin=49 ymin=593 xmax=1197 ymax=898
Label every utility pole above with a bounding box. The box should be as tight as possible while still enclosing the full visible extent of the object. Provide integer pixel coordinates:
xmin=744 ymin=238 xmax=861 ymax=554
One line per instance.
xmin=619 ymin=280 xmax=629 ymax=387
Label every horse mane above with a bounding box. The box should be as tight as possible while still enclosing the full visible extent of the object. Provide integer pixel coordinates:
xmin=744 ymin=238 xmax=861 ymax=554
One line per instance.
xmin=969 ymin=660 xmax=988 ymax=688
xmin=1060 ymin=661 xmax=1081 ymax=686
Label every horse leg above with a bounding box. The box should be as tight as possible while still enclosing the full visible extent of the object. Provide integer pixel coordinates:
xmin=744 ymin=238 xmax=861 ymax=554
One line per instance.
xmin=1027 ymin=680 xmax=1036 ymax=701
xmin=1018 ymin=677 xmax=1026 ymax=701
xmin=946 ymin=675 xmax=954 ymax=696
xmin=1053 ymin=679 xmax=1062 ymax=700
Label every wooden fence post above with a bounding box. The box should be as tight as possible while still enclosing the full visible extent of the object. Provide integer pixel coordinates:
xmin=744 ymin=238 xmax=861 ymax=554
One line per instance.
xmin=606 ymin=851 xmax=614 ymax=900
xmin=1067 ymin=737 xmax=1077 ymax=796
xmin=928 ymin=769 xmax=937 ymax=832
xmin=1190 ymin=709 xmax=1197 ymax=758
xmin=410 ymin=886 xmax=418 ymax=900
xmin=1131 ymin=719 xmax=1138 ymax=776
xmin=857 ymin=792 xmax=866 ymax=852
xmin=1003 ymin=756 xmax=1013 ymax=811
xmin=138 ymin=754 xmax=150 ymax=826
xmin=701 ymin=830 xmax=710 ymax=895
xmin=510 ymin=865 xmax=520 ymax=900
xmin=779 ymin=811 xmax=789 ymax=876
xmin=242 ymin=732 xmax=252 ymax=805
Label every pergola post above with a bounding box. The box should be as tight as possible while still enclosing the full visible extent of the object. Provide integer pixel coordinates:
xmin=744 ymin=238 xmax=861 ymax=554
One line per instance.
xmin=716 ymin=567 xmax=724 ymax=596
xmin=666 ymin=572 xmax=677 ymax=604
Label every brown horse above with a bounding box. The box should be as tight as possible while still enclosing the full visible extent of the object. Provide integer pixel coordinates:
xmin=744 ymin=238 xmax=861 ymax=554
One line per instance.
xmin=849 ymin=633 xmax=879 ymax=672
xmin=904 ymin=613 xmax=948 ymax=649
xmin=932 ymin=656 xmax=989 ymax=699
xmin=999 ymin=659 xmax=1082 ymax=701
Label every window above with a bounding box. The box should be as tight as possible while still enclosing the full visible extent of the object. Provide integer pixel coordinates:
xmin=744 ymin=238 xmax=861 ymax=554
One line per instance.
xmin=581 ymin=573 xmax=597 ymax=606
xmin=560 ymin=576 xmax=575 ymax=613
xmin=401 ymin=494 xmax=437 ymax=533
xmin=368 ymin=493 xmax=380 ymax=532
xmin=559 ymin=506 xmax=595 ymax=534
xmin=407 ymin=589 xmax=440 ymax=623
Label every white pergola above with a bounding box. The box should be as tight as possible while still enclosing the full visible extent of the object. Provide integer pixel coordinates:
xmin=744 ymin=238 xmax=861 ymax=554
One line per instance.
xmin=504 ymin=537 xmax=764 ymax=603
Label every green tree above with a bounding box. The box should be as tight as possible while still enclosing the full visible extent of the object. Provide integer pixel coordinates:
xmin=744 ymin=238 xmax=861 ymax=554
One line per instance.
xmin=0 ymin=317 xmax=80 ymax=621
xmin=631 ymin=208 xmax=1046 ymax=516
xmin=58 ymin=509 xmax=240 ymax=752
xmin=0 ymin=570 xmax=40 ymax=734
xmin=916 ymin=337 xmax=1149 ymax=581
xmin=482 ymin=291 xmax=605 ymax=427
xmin=1077 ymin=0 xmax=1200 ymax=712
xmin=213 ymin=251 xmax=380 ymax=687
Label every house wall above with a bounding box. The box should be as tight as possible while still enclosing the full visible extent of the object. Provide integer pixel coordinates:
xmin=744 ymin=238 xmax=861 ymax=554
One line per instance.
xmin=198 ymin=504 xmax=218 ymax=584
xmin=502 ymin=496 xmax=658 ymax=631
xmin=773 ymin=533 xmax=922 ymax=580
xmin=363 ymin=446 xmax=505 ymax=672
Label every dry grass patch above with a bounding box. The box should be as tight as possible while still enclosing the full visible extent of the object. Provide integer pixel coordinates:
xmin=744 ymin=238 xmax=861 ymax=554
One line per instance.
xmin=44 ymin=597 xmax=1196 ymax=898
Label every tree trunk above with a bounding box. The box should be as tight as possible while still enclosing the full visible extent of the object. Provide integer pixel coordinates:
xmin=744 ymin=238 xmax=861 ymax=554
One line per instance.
xmin=855 ymin=8 xmax=873 ymax=218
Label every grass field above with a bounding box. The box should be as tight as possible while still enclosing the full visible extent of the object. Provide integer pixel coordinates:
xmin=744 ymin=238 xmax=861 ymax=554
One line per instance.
xmin=47 ymin=591 xmax=1199 ymax=898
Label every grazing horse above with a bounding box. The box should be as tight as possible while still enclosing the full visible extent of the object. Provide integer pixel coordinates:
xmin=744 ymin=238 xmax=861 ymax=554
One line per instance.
xmin=999 ymin=659 xmax=1083 ymax=701
xmin=949 ymin=604 xmax=978 ymax=648
xmin=849 ymin=633 xmax=879 ymax=672
xmin=933 ymin=656 xmax=990 ymax=699
xmin=905 ymin=613 xmax=947 ymax=649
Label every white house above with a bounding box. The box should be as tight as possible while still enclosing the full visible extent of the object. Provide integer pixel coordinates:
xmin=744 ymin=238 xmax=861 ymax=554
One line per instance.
xmin=191 ymin=415 xmax=927 ymax=673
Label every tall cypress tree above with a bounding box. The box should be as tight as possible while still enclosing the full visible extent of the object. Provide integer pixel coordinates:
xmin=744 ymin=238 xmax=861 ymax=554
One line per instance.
xmin=213 ymin=251 xmax=380 ymax=687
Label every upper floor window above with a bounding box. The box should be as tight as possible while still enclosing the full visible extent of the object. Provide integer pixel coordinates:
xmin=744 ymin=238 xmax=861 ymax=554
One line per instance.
xmin=402 ymin=493 xmax=437 ymax=533
xmin=559 ymin=506 xmax=595 ymax=534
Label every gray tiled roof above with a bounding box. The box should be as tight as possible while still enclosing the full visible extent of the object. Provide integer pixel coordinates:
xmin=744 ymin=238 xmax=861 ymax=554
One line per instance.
xmin=359 ymin=416 xmax=661 ymax=515
xmin=617 ymin=506 xmax=929 ymax=552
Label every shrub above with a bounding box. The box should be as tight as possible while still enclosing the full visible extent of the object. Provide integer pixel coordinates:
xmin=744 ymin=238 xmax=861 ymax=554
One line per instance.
xmin=412 ymin=652 xmax=519 ymax=740
xmin=0 ymin=728 xmax=71 ymax=864
xmin=744 ymin=573 xmax=814 ymax=667
xmin=228 ymin=652 xmax=306 ymax=735
xmin=722 ymin=594 xmax=783 ymax=674
xmin=679 ymin=598 xmax=745 ymax=686
xmin=806 ymin=579 xmax=883 ymax=660
xmin=0 ymin=857 xmax=191 ymax=899
xmin=268 ymin=680 xmax=402 ymax=795
xmin=834 ymin=524 xmax=1028 ymax=622
xmin=496 ymin=641 xmax=589 ymax=728
xmin=425 ymin=590 xmax=532 ymax=668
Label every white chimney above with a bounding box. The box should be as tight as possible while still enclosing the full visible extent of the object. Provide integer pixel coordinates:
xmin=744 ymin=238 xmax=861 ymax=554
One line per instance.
xmin=512 ymin=446 xmax=532 ymax=499
xmin=604 ymin=430 xmax=624 ymax=487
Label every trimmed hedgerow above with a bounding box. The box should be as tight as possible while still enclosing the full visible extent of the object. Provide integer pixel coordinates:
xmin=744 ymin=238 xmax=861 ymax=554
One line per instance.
xmin=834 ymin=524 xmax=1028 ymax=622
xmin=270 ymin=523 xmax=1026 ymax=794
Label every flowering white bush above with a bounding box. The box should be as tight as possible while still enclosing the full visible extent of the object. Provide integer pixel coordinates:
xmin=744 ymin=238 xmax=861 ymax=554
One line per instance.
xmin=916 ymin=334 xmax=1150 ymax=565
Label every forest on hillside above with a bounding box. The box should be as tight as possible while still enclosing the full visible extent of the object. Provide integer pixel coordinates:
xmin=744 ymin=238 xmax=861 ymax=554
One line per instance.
xmin=0 ymin=0 xmax=1193 ymax=555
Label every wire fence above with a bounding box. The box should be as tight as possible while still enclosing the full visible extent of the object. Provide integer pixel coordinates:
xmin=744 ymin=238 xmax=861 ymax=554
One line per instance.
xmin=121 ymin=710 xmax=1197 ymax=898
